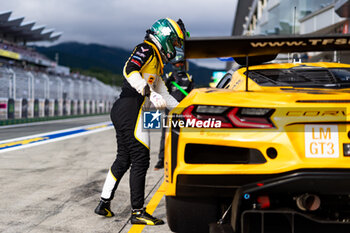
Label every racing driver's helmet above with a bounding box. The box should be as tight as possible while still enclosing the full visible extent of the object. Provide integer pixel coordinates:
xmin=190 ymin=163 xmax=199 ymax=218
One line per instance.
xmin=147 ymin=18 xmax=184 ymax=62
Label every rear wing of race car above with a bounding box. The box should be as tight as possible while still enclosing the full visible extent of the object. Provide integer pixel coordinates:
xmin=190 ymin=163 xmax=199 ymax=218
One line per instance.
xmin=184 ymin=34 xmax=350 ymax=59
xmin=184 ymin=34 xmax=350 ymax=90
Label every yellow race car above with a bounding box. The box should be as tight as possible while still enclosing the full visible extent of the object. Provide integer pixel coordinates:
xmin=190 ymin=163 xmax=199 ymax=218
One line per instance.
xmin=164 ymin=35 xmax=350 ymax=233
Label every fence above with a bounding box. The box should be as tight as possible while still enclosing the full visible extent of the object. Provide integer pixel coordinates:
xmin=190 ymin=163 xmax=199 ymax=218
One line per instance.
xmin=0 ymin=66 xmax=119 ymax=121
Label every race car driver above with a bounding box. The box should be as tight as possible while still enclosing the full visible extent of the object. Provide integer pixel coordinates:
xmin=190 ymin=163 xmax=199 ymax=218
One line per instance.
xmin=94 ymin=18 xmax=185 ymax=225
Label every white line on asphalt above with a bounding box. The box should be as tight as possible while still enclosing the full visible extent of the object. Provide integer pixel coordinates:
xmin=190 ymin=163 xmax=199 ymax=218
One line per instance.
xmin=0 ymin=121 xmax=113 ymax=154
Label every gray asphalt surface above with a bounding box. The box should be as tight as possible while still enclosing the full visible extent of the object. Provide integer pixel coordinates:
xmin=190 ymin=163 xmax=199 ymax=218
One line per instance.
xmin=0 ymin=117 xmax=172 ymax=233
xmin=0 ymin=115 xmax=111 ymax=141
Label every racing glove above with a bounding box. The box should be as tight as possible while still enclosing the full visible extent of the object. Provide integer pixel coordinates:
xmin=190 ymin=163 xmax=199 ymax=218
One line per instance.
xmin=150 ymin=91 xmax=167 ymax=109
xmin=126 ymin=72 xmax=147 ymax=95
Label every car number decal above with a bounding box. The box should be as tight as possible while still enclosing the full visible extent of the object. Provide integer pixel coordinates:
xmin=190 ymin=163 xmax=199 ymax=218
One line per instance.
xmin=304 ymin=125 xmax=339 ymax=158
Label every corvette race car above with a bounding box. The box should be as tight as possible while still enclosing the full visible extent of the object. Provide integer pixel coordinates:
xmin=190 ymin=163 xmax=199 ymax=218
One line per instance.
xmin=164 ymin=34 xmax=350 ymax=233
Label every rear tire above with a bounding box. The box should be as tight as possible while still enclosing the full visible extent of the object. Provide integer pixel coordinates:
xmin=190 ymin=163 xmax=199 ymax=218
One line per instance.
xmin=166 ymin=196 xmax=219 ymax=233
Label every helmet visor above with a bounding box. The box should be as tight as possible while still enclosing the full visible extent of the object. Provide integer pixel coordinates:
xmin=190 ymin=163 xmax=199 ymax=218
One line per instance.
xmin=170 ymin=47 xmax=184 ymax=64
xmin=173 ymin=37 xmax=183 ymax=48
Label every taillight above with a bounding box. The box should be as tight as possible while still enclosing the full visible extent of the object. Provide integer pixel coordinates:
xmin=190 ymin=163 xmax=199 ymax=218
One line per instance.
xmin=182 ymin=105 xmax=274 ymax=128
xmin=182 ymin=105 xmax=233 ymax=128
xmin=227 ymin=107 xmax=274 ymax=128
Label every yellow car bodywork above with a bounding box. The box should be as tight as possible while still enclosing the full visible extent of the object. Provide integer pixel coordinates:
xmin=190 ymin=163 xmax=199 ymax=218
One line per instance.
xmin=164 ymin=62 xmax=350 ymax=197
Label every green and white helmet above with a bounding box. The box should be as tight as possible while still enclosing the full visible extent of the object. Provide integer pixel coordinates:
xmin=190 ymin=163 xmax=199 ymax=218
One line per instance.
xmin=148 ymin=18 xmax=184 ymax=61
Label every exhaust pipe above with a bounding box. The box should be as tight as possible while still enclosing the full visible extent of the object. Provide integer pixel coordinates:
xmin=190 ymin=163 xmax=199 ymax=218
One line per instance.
xmin=296 ymin=193 xmax=321 ymax=211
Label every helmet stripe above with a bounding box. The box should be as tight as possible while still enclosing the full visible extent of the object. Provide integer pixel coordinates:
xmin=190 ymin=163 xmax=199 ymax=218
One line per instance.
xmin=166 ymin=18 xmax=184 ymax=40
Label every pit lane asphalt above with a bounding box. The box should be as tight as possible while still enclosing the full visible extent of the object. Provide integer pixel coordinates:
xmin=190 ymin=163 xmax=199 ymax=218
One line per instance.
xmin=0 ymin=116 xmax=172 ymax=233
xmin=0 ymin=115 xmax=112 ymax=141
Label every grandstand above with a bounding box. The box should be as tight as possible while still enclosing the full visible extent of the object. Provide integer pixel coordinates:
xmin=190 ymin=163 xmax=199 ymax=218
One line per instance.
xmin=0 ymin=11 xmax=118 ymax=121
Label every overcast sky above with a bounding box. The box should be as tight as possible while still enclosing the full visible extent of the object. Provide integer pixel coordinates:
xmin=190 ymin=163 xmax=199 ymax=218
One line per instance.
xmin=0 ymin=0 xmax=238 ymax=69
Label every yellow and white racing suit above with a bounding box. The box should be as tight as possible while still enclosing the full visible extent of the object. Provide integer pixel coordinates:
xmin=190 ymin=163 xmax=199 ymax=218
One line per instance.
xmin=100 ymin=40 xmax=178 ymax=209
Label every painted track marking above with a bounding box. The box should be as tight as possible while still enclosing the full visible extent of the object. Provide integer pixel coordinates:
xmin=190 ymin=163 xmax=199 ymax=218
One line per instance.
xmin=0 ymin=121 xmax=113 ymax=153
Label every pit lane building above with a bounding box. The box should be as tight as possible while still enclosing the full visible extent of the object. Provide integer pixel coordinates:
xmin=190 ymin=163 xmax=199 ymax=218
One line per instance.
xmin=232 ymin=0 xmax=350 ymax=63
xmin=0 ymin=11 xmax=117 ymax=121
